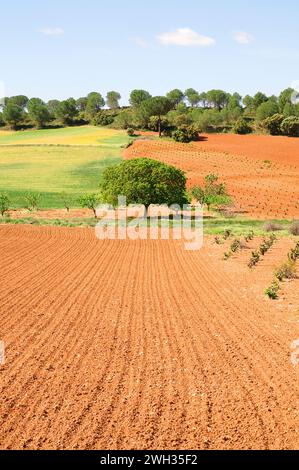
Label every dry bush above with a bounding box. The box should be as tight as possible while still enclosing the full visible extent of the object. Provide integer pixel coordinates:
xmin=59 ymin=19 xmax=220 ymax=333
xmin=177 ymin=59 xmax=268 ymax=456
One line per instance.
xmin=263 ymin=222 xmax=283 ymax=232
xmin=289 ymin=221 xmax=299 ymax=236
xmin=275 ymin=262 xmax=297 ymax=282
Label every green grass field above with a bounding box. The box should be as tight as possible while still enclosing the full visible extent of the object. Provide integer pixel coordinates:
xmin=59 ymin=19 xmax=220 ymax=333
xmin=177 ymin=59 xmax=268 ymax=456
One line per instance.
xmin=0 ymin=126 xmax=129 ymax=208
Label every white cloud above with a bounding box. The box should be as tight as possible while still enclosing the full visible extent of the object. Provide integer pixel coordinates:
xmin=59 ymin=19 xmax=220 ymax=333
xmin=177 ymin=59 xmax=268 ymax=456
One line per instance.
xmin=233 ymin=31 xmax=253 ymax=45
xmin=157 ymin=28 xmax=215 ymax=47
xmin=39 ymin=27 xmax=65 ymax=36
xmin=131 ymin=37 xmax=149 ymax=48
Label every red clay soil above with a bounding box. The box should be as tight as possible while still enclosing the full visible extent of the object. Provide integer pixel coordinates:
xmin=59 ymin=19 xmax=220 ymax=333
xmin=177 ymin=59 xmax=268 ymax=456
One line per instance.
xmin=124 ymin=135 xmax=299 ymax=219
xmin=0 ymin=225 xmax=299 ymax=450
xmin=8 ymin=208 xmax=94 ymax=220
xmin=200 ymin=133 xmax=299 ymax=166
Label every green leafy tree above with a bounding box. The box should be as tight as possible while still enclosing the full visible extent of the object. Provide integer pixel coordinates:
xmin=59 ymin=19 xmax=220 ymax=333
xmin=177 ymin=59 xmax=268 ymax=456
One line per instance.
xmin=106 ymin=91 xmax=121 ymax=109
xmin=85 ymin=92 xmax=105 ymax=119
xmin=100 ymin=158 xmax=189 ymax=211
xmin=60 ymin=192 xmax=74 ymax=212
xmin=228 ymin=93 xmax=242 ymax=110
xmin=140 ymin=96 xmax=173 ymax=137
xmin=112 ymin=109 xmax=135 ymax=129
xmin=166 ymin=89 xmax=185 ymax=108
xmin=8 ymin=95 xmax=29 ymax=110
xmin=24 ymin=192 xmax=41 ymax=211
xmin=194 ymin=109 xmax=223 ymax=132
xmin=222 ymin=105 xmax=242 ymax=125
xmin=76 ymin=97 xmax=88 ymax=112
xmin=204 ymin=193 xmax=231 ymax=211
xmin=198 ymin=92 xmax=208 ymax=108
xmin=283 ymin=102 xmax=298 ymax=117
xmin=148 ymin=115 xmax=169 ymax=132
xmin=243 ymin=95 xmax=255 ymax=116
xmin=129 ymin=89 xmax=152 ymax=108
xmin=256 ymin=100 xmax=279 ymax=122
xmin=0 ymin=193 xmax=10 ymax=216
xmin=185 ymin=88 xmax=200 ymax=107
xmin=190 ymin=186 xmax=206 ymax=205
xmin=47 ymin=100 xmax=60 ymax=118
xmin=56 ymin=98 xmax=77 ymax=125
xmin=3 ymin=103 xmax=23 ymax=129
xmin=169 ymin=106 xmax=193 ymax=128
xmin=191 ymin=174 xmax=231 ymax=211
xmin=206 ymin=90 xmax=230 ymax=110
xmin=253 ymin=92 xmax=268 ymax=110
xmin=243 ymin=95 xmax=254 ymax=108
xmin=0 ymin=97 xmax=9 ymax=110
xmin=279 ymin=88 xmax=295 ymax=113
xmin=78 ymin=193 xmax=102 ymax=218
xmin=27 ymin=98 xmax=51 ymax=128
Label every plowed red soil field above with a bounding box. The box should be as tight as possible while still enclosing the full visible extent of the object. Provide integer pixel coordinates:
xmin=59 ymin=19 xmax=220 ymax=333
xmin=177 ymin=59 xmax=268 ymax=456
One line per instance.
xmin=1 ymin=225 xmax=299 ymax=450
xmin=124 ymin=134 xmax=299 ymax=219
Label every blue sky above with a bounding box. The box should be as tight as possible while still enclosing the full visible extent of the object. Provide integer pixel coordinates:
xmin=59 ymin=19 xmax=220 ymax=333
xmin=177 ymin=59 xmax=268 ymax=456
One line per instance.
xmin=1 ymin=0 xmax=298 ymax=104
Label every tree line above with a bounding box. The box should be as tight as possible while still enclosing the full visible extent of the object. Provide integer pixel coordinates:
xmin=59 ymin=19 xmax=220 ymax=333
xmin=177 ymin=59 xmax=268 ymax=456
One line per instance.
xmin=1 ymin=87 xmax=299 ymax=138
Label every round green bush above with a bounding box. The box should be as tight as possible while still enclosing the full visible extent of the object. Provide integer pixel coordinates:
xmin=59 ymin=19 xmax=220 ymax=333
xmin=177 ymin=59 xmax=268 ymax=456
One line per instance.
xmin=233 ymin=118 xmax=252 ymax=135
xmin=172 ymin=126 xmax=198 ymax=143
xmin=127 ymin=127 xmax=136 ymax=136
xmin=100 ymin=158 xmax=189 ymax=208
xmin=281 ymin=116 xmax=299 ymax=137
xmin=263 ymin=114 xmax=284 ymax=135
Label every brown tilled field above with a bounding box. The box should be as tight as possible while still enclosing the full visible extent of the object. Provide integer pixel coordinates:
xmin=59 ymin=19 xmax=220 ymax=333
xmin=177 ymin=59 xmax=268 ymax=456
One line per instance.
xmin=1 ymin=225 xmax=299 ymax=450
xmin=124 ymin=134 xmax=299 ymax=219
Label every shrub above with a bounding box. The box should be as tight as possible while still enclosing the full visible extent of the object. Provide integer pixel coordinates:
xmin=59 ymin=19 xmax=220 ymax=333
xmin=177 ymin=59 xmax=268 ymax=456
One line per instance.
xmin=281 ymin=116 xmax=299 ymax=137
xmin=269 ymin=233 xmax=277 ymax=243
xmin=122 ymin=140 xmax=134 ymax=149
xmin=223 ymin=251 xmax=232 ymax=260
xmin=289 ymin=221 xmax=299 ymax=236
xmin=259 ymin=237 xmax=274 ymax=255
xmin=275 ymin=262 xmax=296 ymax=282
xmin=24 ymin=192 xmax=41 ymax=211
xmin=263 ymin=114 xmax=284 ymax=136
xmin=0 ymin=193 xmax=10 ymax=216
xmin=112 ymin=110 xmax=134 ymax=129
xmin=172 ymin=125 xmax=198 ymax=143
xmin=230 ymin=239 xmax=241 ymax=253
xmin=93 ymin=112 xmax=114 ymax=126
xmin=172 ymin=129 xmax=189 ymax=143
xmin=127 ymin=128 xmax=136 ymax=137
xmin=220 ymin=208 xmax=237 ymax=218
xmin=265 ymin=281 xmax=280 ymax=300
xmin=263 ymin=222 xmax=283 ymax=232
xmin=288 ymin=242 xmax=299 ymax=262
xmin=256 ymin=100 xmax=279 ymax=123
xmin=223 ymin=229 xmax=232 ymax=240
xmin=214 ymin=236 xmax=223 ymax=245
xmin=248 ymin=251 xmax=260 ymax=268
xmin=244 ymin=231 xmax=254 ymax=242
xmin=233 ymin=118 xmax=252 ymax=135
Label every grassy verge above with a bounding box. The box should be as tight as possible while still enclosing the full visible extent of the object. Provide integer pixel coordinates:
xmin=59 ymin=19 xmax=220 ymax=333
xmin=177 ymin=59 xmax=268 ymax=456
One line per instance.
xmin=0 ymin=216 xmax=296 ymax=237
xmin=202 ymin=218 xmax=293 ymax=236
